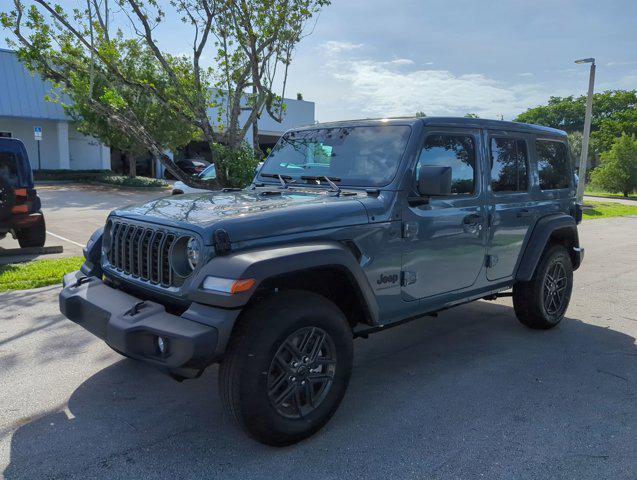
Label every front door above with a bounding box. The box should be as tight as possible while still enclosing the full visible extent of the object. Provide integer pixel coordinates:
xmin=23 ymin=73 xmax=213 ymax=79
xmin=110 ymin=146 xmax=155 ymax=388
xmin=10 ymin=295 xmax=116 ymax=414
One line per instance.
xmin=485 ymin=131 xmax=536 ymax=281
xmin=401 ymin=128 xmax=487 ymax=300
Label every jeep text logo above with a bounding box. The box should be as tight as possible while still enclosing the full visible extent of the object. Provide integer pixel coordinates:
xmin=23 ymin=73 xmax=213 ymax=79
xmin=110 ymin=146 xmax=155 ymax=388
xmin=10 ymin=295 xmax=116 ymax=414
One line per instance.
xmin=377 ymin=273 xmax=398 ymax=285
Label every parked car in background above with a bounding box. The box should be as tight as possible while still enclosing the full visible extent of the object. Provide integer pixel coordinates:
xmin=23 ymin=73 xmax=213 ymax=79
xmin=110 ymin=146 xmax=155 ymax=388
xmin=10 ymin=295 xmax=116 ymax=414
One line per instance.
xmin=164 ymin=158 xmax=210 ymax=180
xmin=60 ymin=117 xmax=584 ymax=446
xmin=171 ymin=164 xmax=218 ymax=195
xmin=172 ymin=162 xmax=264 ymax=195
xmin=0 ymin=138 xmax=46 ymax=247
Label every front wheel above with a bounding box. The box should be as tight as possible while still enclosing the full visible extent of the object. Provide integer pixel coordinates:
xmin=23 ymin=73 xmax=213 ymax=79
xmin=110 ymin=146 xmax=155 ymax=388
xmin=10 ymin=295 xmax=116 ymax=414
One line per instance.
xmin=219 ymin=290 xmax=353 ymax=446
xmin=513 ymin=244 xmax=573 ymax=329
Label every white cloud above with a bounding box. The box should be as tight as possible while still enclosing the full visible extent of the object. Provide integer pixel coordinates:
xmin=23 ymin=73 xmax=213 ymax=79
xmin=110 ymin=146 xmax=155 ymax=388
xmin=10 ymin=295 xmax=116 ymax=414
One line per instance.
xmin=321 ymin=41 xmax=364 ymax=55
xmin=320 ymin=47 xmax=555 ymax=120
xmin=389 ymin=58 xmax=415 ymax=66
xmin=518 ymin=72 xmax=534 ymax=77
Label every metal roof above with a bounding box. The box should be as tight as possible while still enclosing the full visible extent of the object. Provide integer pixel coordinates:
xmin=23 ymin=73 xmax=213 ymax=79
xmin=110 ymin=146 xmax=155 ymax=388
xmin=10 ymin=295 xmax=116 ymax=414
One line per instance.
xmin=0 ymin=48 xmax=69 ymax=121
xmin=299 ymin=116 xmax=567 ymax=137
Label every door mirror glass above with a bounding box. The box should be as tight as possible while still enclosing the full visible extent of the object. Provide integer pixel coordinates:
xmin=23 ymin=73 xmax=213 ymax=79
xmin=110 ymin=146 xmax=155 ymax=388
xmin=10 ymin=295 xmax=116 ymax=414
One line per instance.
xmin=417 ymin=165 xmax=452 ymax=196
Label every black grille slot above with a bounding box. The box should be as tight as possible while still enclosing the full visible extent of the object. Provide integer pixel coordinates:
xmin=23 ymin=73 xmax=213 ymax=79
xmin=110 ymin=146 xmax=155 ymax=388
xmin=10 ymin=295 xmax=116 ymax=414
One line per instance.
xmin=106 ymin=221 xmax=182 ymax=288
xmin=161 ymin=234 xmax=176 ymax=287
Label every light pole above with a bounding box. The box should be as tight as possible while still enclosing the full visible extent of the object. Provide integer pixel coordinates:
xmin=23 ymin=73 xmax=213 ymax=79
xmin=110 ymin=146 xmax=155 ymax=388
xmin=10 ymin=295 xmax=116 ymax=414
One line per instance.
xmin=575 ymin=57 xmax=596 ymax=202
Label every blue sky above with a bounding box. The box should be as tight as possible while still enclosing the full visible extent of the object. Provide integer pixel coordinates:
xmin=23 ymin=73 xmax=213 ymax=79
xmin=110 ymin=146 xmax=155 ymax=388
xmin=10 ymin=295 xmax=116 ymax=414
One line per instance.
xmin=3 ymin=0 xmax=636 ymax=121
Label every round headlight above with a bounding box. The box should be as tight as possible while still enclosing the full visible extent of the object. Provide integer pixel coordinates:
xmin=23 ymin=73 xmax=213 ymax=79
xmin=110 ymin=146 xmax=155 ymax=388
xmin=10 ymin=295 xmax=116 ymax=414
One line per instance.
xmin=186 ymin=237 xmax=200 ymax=270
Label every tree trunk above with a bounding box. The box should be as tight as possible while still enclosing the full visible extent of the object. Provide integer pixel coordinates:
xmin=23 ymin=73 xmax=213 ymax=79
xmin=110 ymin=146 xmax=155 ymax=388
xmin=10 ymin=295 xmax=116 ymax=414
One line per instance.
xmin=128 ymin=153 xmax=137 ymax=178
xmin=251 ymin=84 xmax=262 ymax=159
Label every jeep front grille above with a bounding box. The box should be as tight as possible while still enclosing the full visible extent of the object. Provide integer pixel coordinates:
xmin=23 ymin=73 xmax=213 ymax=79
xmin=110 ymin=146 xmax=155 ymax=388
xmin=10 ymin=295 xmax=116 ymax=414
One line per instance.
xmin=106 ymin=221 xmax=178 ymax=288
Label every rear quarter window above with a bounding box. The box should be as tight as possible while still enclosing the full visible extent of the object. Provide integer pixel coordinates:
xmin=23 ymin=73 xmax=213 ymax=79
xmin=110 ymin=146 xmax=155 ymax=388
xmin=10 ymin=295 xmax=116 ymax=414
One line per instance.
xmin=0 ymin=151 xmax=20 ymax=188
xmin=536 ymin=140 xmax=570 ymax=190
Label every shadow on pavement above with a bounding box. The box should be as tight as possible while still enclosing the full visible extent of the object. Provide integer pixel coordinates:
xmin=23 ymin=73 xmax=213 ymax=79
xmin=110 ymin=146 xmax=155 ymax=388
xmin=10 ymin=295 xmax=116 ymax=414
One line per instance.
xmin=4 ymin=301 xmax=636 ymax=480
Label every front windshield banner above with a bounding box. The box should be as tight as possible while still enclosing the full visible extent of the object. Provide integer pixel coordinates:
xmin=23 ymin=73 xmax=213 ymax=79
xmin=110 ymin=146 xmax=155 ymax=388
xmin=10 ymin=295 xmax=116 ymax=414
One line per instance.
xmin=258 ymin=125 xmax=412 ymax=187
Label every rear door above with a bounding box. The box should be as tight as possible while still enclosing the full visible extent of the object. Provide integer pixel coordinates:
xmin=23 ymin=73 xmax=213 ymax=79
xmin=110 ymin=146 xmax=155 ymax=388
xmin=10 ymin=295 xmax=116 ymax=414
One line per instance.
xmin=485 ymin=131 xmax=536 ymax=280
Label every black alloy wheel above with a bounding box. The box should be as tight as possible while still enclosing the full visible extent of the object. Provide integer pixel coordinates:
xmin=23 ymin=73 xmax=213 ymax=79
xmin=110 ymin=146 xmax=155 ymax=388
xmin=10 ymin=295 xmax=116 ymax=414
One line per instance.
xmin=267 ymin=326 xmax=337 ymax=419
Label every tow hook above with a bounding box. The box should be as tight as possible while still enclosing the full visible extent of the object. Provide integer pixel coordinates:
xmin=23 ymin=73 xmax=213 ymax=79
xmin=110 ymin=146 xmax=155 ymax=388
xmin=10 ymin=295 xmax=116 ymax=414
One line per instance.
xmin=124 ymin=301 xmax=146 ymax=317
xmin=73 ymin=276 xmax=93 ymax=288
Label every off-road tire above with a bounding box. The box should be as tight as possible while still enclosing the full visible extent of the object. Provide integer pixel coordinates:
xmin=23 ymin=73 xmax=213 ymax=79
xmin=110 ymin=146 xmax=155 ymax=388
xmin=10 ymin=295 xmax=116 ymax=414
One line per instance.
xmin=16 ymin=214 xmax=46 ymax=248
xmin=219 ymin=290 xmax=353 ymax=446
xmin=513 ymin=244 xmax=573 ymax=329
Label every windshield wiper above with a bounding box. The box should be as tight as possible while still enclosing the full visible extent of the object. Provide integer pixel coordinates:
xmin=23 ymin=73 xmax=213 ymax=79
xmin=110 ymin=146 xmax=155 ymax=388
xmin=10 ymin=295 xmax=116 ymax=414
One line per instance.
xmin=301 ymin=175 xmax=342 ymax=195
xmin=261 ymin=173 xmax=295 ymax=189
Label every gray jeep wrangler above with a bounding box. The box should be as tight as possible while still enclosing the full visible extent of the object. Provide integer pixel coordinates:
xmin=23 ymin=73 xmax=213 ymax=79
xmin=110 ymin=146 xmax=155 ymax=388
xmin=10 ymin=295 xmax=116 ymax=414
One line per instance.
xmin=59 ymin=117 xmax=584 ymax=445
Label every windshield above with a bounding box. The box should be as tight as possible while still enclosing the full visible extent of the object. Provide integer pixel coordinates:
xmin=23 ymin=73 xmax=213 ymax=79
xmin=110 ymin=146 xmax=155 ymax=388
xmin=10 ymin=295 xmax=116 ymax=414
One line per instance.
xmin=198 ymin=164 xmax=217 ymax=180
xmin=258 ymin=125 xmax=412 ymax=187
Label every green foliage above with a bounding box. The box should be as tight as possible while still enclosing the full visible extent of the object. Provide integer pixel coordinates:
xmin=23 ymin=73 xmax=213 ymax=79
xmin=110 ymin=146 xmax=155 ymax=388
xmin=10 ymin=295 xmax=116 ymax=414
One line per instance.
xmin=515 ymin=90 xmax=637 ymax=161
xmin=582 ymin=201 xmax=637 ymax=220
xmin=33 ymin=169 xmax=111 ymax=181
xmin=415 ymin=111 xmax=427 ymax=118
xmin=213 ymin=143 xmax=260 ymax=188
xmin=33 ymin=169 xmax=167 ymax=188
xmin=96 ymin=175 xmax=168 ymax=188
xmin=1 ymin=0 xmax=330 ymax=187
xmin=464 ymin=113 xmax=480 ymax=118
xmin=590 ymin=134 xmax=637 ymax=197
xmin=0 ymin=257 xmax=84 ymax=292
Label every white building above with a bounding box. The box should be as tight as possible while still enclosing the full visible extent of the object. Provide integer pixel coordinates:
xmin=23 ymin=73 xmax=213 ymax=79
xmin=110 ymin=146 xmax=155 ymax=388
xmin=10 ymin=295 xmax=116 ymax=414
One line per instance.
xmin=0 ymin=48 xmax=315 ymax=176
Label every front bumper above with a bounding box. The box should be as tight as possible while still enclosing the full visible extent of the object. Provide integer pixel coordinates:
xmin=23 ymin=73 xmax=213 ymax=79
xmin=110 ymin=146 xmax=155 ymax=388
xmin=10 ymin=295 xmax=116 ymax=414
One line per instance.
xmin=60 ymin=271 xmax=239 ymax=377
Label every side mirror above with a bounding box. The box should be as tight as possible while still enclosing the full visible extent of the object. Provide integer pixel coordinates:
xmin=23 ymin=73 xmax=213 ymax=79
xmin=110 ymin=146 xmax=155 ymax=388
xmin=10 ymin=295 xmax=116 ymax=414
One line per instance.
xmin=417 ymin=165 xmax=452 ymax=196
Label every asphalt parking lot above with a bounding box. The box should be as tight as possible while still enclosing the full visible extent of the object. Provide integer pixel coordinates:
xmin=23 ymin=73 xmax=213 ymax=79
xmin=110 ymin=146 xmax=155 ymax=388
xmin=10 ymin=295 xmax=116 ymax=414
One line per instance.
xmin=1 ymin=213 xmax=636 ymax=479
xmin=0 ymin=184 xmax=169 ymax=262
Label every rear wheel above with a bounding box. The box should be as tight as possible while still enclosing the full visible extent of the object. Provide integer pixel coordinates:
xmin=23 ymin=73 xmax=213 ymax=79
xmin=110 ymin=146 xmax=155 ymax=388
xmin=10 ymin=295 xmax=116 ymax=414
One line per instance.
xmin=16 ymin=214 xmax=46 ymax=248
xmin=219 ymin=290 xmax=353 ymax=446
xmin=513 ymin=244 xmax=573 ymax=329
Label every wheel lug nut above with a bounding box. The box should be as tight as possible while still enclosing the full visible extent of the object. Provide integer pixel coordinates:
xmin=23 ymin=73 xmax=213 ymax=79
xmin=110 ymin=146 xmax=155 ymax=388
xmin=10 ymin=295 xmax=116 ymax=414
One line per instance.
xmin=301 ymin=380 xmax=306 ymax=385
xmin=290 ymin=376 xmax=296 ymax=382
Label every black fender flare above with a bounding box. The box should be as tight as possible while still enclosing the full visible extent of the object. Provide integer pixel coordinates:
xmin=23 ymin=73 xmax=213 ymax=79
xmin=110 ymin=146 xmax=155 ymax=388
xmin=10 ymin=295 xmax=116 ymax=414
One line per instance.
xmin=515 ymin=213 xmax=580 ymax=282
xmin=187 ymin=241 xmax=380 ymax=323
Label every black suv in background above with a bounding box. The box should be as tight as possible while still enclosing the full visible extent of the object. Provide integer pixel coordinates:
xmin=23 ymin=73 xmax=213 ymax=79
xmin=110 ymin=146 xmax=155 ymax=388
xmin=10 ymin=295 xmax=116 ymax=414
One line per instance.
xmin=0 ymin=138 xmax=46 ymax=248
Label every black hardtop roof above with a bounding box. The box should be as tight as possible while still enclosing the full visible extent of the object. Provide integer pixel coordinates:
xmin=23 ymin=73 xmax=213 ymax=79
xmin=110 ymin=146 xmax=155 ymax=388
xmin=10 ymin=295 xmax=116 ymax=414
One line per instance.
xmin=295 ymin=116 xmax=567 ymax=138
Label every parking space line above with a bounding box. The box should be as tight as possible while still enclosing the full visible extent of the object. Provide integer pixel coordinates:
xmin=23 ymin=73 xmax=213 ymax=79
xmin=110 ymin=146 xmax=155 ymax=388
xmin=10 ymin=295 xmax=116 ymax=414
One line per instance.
xmin=46 ymin=231 xmax=85 ymax=248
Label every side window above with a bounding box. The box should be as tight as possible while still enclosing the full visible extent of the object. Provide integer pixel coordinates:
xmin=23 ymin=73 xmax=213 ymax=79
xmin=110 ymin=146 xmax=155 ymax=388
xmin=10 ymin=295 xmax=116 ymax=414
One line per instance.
xmin=0 ymin=151 xmax=19 ymax=187
xmin=417 ymin=134 xmax=476 ymax=195
xmin=490 ymin=138 xmax=529 ymax=192
xmin=536 ymin=140 xmax=570 ymax=190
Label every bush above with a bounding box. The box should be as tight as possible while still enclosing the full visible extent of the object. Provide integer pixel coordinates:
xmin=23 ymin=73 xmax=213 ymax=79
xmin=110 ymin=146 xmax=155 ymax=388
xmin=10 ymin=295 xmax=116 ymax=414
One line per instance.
xmin=590 ymin=134 xmax=637 ymax=197
xmin=213 ymin=143 xmax=260 ymax=188
xmin=33 ymin=169 xmax=167 ymax=188
xmin=97 ymin=175 xmax=167 ymax=188
xmin=34 ymin=169 xmax=112 ymax=181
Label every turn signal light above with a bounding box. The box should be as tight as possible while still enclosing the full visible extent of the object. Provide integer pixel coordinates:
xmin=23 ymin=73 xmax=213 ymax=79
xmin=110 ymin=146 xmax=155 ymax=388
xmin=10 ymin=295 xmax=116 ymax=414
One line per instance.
xmin=202 ymin=276 xmax=255 ymax=294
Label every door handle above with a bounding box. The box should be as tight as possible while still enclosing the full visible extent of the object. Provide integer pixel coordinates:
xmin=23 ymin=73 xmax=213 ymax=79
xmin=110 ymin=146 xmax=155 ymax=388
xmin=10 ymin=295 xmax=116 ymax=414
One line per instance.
xmin=516 ymin=209 xmax=532 ymax=218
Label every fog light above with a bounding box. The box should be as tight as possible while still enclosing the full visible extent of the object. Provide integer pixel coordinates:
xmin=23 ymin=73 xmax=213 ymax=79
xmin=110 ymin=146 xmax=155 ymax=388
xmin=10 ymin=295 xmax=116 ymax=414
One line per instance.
xmin=157 ymin=336 xmax=168 ymax=355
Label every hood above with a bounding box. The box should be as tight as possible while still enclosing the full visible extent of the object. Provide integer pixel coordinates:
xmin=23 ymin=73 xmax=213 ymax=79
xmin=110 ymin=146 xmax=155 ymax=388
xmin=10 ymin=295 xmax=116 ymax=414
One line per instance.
xmin=112 ymin=188 xmax=370 ymax=244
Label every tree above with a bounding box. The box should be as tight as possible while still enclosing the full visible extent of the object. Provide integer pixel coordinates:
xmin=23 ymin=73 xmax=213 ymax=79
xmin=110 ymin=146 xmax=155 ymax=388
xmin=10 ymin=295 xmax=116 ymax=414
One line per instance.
xmin=590 ymin=134 xmax=637 ymax=197
xmin=515 ymin=90 xmax=637 ymax=164
xmin=1 ymin=0 xmax=328 ymax=187
xmin=464 ymin=113 xmax=480 ymax=118
xmin=415 ymin=111 xmax=427 ymax=118
xmin=64 ymin=43 xmax=198 ymax=178
xmin=214 ymin=0 xmax=329 ymax=157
